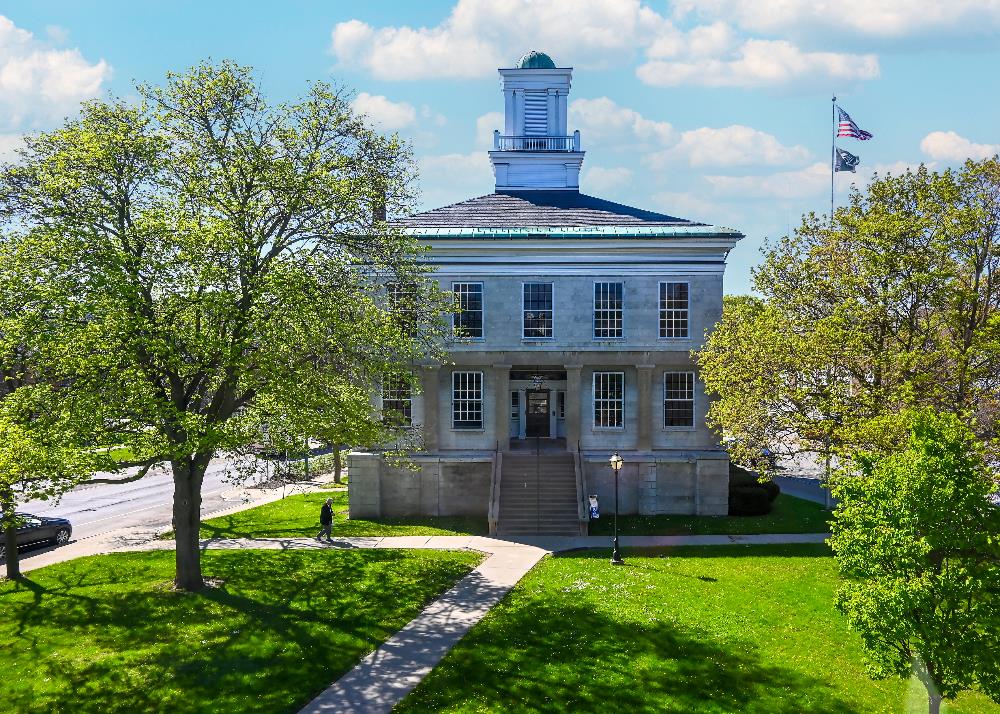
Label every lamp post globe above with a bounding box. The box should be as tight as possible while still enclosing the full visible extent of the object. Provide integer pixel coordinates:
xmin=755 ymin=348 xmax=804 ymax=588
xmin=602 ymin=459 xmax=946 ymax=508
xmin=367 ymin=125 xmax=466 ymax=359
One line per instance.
xmin=610 ymin=451 xmax=624 ymax=565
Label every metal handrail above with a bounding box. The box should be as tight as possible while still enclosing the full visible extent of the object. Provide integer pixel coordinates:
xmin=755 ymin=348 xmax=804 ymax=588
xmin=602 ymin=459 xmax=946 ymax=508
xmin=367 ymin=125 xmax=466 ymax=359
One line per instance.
xmin=488 ymin=440 xmax=503 ymax=535
xmin=574 ymin=440 xmax=588 ymax=535
xmin=493 ymin=132 xmax=580 ymax=152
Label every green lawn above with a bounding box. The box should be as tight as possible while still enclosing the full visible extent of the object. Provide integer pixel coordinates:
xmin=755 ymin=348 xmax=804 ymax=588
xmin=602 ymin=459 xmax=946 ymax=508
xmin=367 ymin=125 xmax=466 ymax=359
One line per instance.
xmin=588 ymin=493 xmax=830 ymax=536
xmin=195 ymin=490 xmax=488 ymax=540
xmin=1 ymin=548 xmax=479 ymax=713
xmin=397 ymin=544 xmax=997 ymax=713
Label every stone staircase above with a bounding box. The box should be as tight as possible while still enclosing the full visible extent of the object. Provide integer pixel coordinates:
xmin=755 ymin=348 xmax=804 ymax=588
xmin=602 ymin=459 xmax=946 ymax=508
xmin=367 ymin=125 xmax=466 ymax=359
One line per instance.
xmin=497 ymin=452 xmax=580 ymax=536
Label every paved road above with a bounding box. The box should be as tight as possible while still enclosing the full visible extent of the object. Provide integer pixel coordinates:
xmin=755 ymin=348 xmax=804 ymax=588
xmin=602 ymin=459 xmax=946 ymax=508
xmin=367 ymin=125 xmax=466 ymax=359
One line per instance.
xmin=18 ymin=457 xmax=285 ymax=550
xmin=774 ymin=474 xmax=836 ymax=508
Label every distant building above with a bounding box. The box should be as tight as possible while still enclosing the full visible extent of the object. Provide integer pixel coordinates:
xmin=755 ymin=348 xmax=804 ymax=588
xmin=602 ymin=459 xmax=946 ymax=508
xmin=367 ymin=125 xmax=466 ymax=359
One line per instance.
xmin=349 ymin=51 xmax=743 ymax=535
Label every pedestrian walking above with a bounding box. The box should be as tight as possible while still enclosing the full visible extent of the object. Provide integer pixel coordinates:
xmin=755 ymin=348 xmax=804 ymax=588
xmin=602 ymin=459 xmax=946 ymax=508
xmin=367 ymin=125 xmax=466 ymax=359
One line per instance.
xmin=316 ymin=497 xmax=334 ymax=543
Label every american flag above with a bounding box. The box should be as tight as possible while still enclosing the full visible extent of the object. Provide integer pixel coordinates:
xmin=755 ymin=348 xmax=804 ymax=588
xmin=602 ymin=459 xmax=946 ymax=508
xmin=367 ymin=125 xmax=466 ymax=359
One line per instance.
xmin=837 ymin=108 xmax=873 ymax=140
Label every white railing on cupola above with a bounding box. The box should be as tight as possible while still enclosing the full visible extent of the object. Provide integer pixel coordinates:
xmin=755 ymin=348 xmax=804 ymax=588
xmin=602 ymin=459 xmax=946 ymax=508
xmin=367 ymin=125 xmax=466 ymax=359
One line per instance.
xmin=493 ymin=131 xmax=581 ymax=152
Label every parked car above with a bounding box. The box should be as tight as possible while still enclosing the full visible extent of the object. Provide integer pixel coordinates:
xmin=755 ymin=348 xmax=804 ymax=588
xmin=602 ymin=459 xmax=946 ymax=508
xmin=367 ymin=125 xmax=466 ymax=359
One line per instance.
xmin=0 ymin=513 xmax=73 ymax=561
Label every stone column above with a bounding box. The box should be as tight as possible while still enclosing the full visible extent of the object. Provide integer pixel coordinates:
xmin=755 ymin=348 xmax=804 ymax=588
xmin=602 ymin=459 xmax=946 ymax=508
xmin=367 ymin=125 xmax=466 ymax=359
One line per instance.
xmin=421 ymin=366 xmax=440 ymax=453
xmin=637 ymin=364 xmax=654 ymax=452
xmin=565 ymin=364 xmax=583 ymax=452
xmin=493 ymin=364 xmax=511 ymax=452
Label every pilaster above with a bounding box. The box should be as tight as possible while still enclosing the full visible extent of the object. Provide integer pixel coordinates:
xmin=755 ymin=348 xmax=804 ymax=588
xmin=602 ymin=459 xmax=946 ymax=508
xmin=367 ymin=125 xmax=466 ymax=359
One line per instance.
xmin=565 ymin=364 xmax=582 ymax=451
xmin=421 ymin=366 xmax=440 ymax=452
xmin=637 ymin=364 xmax=654 ymax=451
xmin=493 ymin=364 xmax=511 ymax=452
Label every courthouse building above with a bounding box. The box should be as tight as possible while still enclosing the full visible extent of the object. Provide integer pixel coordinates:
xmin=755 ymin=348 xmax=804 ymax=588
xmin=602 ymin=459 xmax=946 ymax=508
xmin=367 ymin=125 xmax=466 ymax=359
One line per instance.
xmin=348 ymin=51 xmax=743 ymax=535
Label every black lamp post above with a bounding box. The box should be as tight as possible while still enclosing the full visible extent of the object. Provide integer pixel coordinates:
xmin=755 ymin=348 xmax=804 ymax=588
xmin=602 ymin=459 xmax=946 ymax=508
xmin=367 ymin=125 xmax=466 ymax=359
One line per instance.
xmin=609 ymin=451 xmax=624 ymax=565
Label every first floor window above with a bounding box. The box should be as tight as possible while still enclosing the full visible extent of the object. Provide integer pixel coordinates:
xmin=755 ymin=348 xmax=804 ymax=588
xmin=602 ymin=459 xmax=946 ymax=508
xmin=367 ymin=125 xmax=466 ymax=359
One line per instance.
xmin=523 ymin=283 xmax=553 ymax=338
xmin=659 ymin=282 xmax=689 ymax=338
xmin=382 ymin=377 xmax=412 ymax=426
xmin=593 ymin=282 xmax=624 ymax=339
xmin=593 ymin=372 xmax=624 ymax=429
xmin=664 ymin=372 xmax=695 ymax=427
xmin=557 ymin=391 xmax=566 ymax=419
xmin=452 ymin=371 xmax=484 ymax=430
xmin=452 ymin=282 xmax=483 ymax=339
xmin=510 ymin=390 xmax=520 ymax=420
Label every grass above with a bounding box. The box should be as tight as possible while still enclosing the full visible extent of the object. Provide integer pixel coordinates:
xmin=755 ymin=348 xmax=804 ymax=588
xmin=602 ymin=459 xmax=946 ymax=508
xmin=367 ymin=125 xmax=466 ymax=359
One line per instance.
xmin=397 ymin=544 xmax=997 ymax=713
xmin=588 ymin=493 xmax=831 ymax=536
xmin=193 ymin=490 xmax=489 ymax=540
xmin=1 ymin=548 xmax=479 ymax=714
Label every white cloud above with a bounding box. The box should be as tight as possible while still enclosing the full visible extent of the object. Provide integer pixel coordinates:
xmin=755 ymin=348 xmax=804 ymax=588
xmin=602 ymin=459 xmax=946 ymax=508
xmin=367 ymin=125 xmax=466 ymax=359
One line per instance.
xmin=351 ymin=92 xmax=417 ymax=130
xmin=582 ymin=166 xmax=633 ymax=193
xmin=674 ymin=0 xmax=1000 ymax=41
xmin=647 ymin=125 xmax=810 ymax=168
xmin=638 ymin=38 xmax=879 ymax=89
xmin=475 ymin=111 xmax=504 ymax=148
xmin=705 ymin=162 xmax=835 ymax=199
xmin=569 ymin=97 xmax=675 ymax=146
xmin=331 ymin=0 xmax=670 ymax=80
xmin=418 ymin=151 xmax=494 ymax=207
xmin=0 ymin=133 xmax=22 ymax=162
xmin=0 ymin=15 xmax=111 ymax=129
xmin=920 ymin=131 xmax=999 ymax=162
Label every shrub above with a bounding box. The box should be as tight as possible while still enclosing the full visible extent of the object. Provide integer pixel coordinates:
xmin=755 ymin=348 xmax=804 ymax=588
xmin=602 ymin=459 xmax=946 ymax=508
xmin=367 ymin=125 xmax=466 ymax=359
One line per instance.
xmin=729 ymin=486 xmax=771 ymax=516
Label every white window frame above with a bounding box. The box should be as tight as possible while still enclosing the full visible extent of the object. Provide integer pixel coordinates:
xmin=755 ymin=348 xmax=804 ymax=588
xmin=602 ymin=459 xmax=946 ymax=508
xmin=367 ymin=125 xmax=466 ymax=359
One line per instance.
xmin=381 ymin=377 xmax=412 ymax=427
xmin=663 ymin=371 xmax=696 ymax=429
xmin=522 ymin=282 xmax=554 ymax=340
xmin=658 ymin=281 xmax=690 ymax=339
xmin=593 ymin=371 xmax=625 ymax=430
xmin=593 ymin=281 xmax=624 ymax=340
xmin=452 ymin=371 xmax=484 ymax=430
xmin=452 ymin=281 xmax=484 ymax=340
xmin=510 ymin=390 xmax=520 ymax=420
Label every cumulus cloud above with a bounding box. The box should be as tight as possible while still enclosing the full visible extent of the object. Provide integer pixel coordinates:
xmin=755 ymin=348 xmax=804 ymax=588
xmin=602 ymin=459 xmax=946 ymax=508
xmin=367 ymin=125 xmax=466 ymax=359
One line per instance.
xmin=582 ymin=166 xmax=633 ymax=193
xmin=351 ymin=92 xmax=418 ymax=130
xmin=674 ymin=0 xmax=1000 ymax=41
xmin=920 ymin=131 xmax=1000 ymax=162
xmin=418 ymin=151 xmax=494 ymax=207
xmin=0 ymin=15 xmax=111 ymax=129
xmin=475 ymin=111 xmax=504 ymax=148
xmin=569 ymin=97 xmax=675 ymax=146
xmin=0 ymin=133 xmax=23 ymax=162
xmin=637 ymin=38 xmax=879 ymax=89
xmin=331 ymin=0 xmax=668 ymax=80
xmin=704 ymin=162 xmax=835 ymax=199
xmin=646 ymin=125 xmax=810 ymax=168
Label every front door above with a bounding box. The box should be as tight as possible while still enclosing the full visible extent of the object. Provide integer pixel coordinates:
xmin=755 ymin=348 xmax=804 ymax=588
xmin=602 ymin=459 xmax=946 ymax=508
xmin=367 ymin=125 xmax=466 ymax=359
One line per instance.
xmin=526 ymin=390 xmax=550 ymax=438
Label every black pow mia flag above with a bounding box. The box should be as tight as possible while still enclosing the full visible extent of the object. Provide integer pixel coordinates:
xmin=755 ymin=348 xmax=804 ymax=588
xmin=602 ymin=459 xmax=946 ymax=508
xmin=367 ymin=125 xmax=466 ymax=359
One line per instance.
xmin=835 ymin=147 xmax=860 ymax=173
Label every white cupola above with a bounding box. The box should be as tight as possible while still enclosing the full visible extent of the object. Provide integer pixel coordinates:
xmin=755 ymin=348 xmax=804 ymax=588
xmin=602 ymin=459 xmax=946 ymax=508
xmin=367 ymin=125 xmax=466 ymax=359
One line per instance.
xmin=488 ymin=51 xmax=584 ymax=191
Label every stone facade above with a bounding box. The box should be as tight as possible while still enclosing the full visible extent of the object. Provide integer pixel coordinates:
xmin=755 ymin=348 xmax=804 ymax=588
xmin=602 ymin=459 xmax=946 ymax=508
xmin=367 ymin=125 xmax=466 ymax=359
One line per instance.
xmin=348 ymin=51 xmax=742 ymax=528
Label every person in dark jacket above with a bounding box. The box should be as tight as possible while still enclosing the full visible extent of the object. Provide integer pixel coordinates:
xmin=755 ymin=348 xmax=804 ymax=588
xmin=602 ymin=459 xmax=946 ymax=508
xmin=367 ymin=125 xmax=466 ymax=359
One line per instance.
xmin=316 ymin=497 xmax=334 ymax=543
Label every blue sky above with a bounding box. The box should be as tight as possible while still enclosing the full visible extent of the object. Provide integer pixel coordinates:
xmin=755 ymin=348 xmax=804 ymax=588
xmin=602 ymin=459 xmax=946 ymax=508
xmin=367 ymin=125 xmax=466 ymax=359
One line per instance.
xmin=4 ymin=1 xmax=1000 ymax=293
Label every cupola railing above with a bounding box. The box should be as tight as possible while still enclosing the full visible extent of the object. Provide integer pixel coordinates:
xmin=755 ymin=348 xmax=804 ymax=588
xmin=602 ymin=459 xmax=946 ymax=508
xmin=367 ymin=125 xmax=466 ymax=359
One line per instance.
xmin=493 ymin=131 xmax=581 ymax=152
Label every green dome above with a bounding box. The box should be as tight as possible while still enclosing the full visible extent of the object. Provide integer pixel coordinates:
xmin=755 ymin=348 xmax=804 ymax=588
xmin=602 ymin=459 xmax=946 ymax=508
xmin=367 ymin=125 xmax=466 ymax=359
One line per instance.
xmin=515 ymin=50 xmax=556 ymax=69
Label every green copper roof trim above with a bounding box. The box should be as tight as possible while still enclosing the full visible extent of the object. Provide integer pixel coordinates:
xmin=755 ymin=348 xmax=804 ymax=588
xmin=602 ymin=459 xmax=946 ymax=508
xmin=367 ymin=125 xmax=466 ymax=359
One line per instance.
xmin=515 ymin=50 xmax=557 ymax=69
xmin=405 ymin=225 xmax=743 ymax=239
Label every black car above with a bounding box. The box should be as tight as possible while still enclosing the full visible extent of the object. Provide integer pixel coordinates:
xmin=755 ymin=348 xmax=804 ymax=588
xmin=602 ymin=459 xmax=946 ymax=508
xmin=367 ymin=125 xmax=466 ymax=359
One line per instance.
xmin=0 ymin=513 xmax=73 ymax=561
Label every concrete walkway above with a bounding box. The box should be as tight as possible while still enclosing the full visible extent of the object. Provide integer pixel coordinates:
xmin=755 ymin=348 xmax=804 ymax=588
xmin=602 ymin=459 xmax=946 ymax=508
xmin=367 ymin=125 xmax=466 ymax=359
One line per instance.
xmin=127 ymin=532 xmax=828 ymax=714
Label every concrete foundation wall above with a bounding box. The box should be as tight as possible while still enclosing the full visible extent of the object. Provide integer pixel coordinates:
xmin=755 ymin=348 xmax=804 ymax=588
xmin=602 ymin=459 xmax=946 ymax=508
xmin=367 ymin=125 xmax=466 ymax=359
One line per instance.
xmin=348 ymin=453 xmax=491 ymax=519
xmin=583 ymin=454 xmax=729 ymax=517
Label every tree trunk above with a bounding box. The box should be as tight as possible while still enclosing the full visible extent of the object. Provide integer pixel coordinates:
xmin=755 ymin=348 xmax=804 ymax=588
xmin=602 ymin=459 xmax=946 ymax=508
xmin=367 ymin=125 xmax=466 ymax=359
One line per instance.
xmin=171 ymin=453 xmax=210 ymax=592
xmin=3 ymin=523 xmax=20 ymax=580
xmin=333 ymin=446 xmax=343 ymax=485
xmin=928 ymin=692 xmax=942 ymax=714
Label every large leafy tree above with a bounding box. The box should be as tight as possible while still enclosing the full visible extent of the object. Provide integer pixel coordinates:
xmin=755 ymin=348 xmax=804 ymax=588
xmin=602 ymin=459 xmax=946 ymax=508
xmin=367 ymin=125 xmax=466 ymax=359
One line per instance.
xmin=829 ymin=409 xmax=1000 ymax=714
xmin=698 ymin=160 xmax=1000 ymax=472
xmin=0 ymin=61 xmax=448 ymax=591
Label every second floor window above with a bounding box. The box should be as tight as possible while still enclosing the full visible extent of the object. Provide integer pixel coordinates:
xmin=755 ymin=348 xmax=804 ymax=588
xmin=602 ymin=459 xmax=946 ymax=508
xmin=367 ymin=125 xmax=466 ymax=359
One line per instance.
xmin=594 ymin=282 xmax=624 ymax=339
xmin=659 ymin=282 xmax=689 ymax=338
xmin=452 ymin=282 xmax=483 ymax=339
xmin=593 ymin=371 xmax=624 ymax=429
xmin=382 ymin=377 xmax=412 ymax=427
xmin=664 ymin=372 xmax=695 ymax=427
xmin=523 ymin=283 xmax=553 ymax=339
xmin=452 ymin=371 xmax=484 ymax=430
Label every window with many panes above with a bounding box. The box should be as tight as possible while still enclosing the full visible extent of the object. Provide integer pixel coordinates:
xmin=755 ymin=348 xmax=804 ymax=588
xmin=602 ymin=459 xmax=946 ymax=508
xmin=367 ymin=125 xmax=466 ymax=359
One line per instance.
xmin=593 ymin=372 xmax=624 ymax=429
xmin=452 ymin=282 xmax=483 ymax=339
xmin=510 ymin=391 xmax=520 ymax=420
xmin=523 ymin=283 xmax=553 ymax=338
xmin=382 ymin=377 xmax=412 ymax=426
xmin=659 ymin=282 xmax=689 ymax=338
xmin=387 ymin=282 xmax=418 ymax=336
xmin=452 ymin=371 xmax=484 ymax=430
xmin=593 ymin=282 xmax=624 ymax=339
xmin=664 ymin=372 xmax=695 ymax=427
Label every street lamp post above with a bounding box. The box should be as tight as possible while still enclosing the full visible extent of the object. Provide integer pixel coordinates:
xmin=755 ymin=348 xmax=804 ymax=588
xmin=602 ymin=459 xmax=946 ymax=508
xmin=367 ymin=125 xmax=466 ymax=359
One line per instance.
xmin=609 ymin=451 xmax=624 ymax=565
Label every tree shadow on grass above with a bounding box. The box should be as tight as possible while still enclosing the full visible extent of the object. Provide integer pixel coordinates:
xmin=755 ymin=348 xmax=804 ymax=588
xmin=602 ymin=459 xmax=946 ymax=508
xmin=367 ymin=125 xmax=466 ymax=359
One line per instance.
xmin=1 ymin=548 xmax=475 ymax=714
xmin=400 ymin=550 xmax=859 ymax=714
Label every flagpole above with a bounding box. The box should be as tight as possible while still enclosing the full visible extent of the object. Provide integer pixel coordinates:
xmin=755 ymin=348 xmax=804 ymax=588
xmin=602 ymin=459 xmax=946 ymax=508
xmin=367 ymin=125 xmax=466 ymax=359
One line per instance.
xmin=831 ymin=94 xmax=836 ymax=224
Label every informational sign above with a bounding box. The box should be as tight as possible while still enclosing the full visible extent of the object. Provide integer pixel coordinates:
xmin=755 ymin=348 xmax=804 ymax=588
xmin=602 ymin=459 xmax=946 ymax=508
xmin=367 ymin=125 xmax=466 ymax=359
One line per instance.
xmin=589 ymin=495 xmax=600 ymax=519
